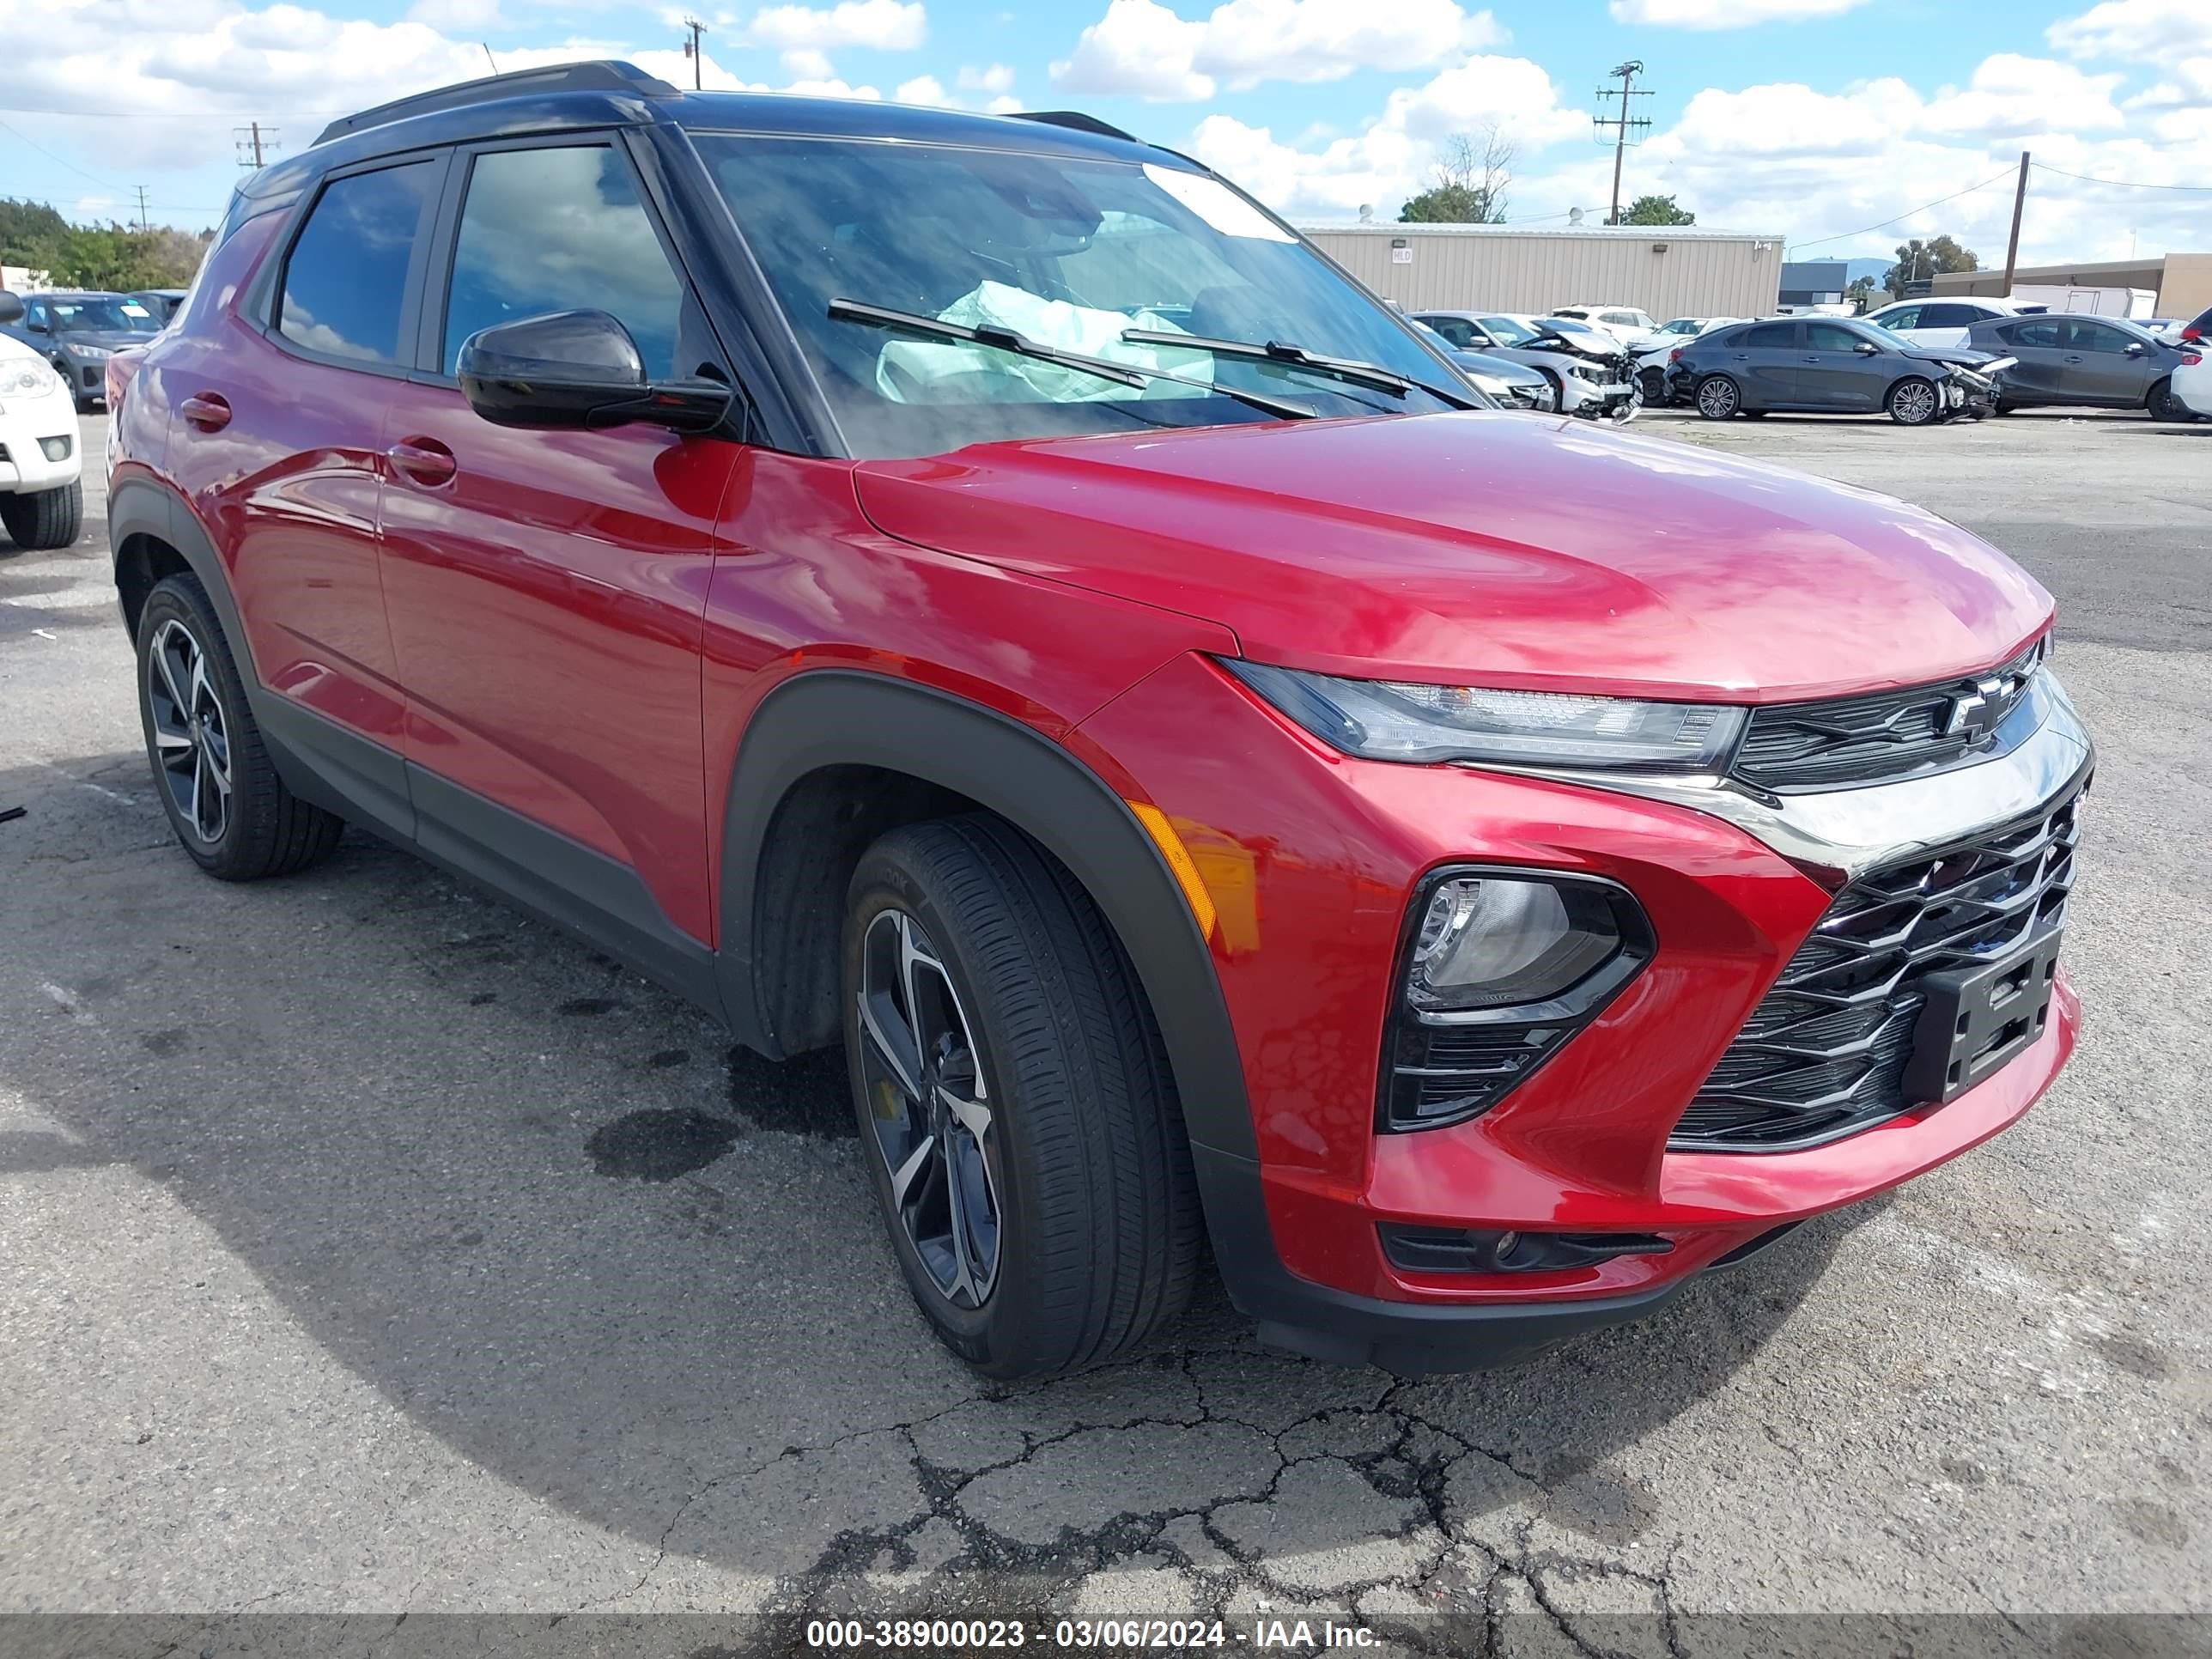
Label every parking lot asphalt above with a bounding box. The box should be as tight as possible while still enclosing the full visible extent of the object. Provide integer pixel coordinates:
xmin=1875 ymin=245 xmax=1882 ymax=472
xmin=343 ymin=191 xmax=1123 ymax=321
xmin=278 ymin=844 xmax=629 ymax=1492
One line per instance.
xmin=2 ymin=409 xmax=2208 ymax=1643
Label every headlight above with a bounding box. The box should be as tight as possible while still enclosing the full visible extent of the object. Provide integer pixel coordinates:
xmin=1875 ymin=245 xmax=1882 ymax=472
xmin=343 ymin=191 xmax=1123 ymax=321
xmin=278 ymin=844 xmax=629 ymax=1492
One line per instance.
xmin=1224 ymin=661 xmax=1748 ymax=773
xmin=1468 ymin=374 xmax=1511 ymax=398
xmin=1571 ymin=362 xmax=1601 ymax=380
xmin=61 ymin=341 xmax=112 ymax=359
xmin=0 ymin=359 xmax=61 ymax=396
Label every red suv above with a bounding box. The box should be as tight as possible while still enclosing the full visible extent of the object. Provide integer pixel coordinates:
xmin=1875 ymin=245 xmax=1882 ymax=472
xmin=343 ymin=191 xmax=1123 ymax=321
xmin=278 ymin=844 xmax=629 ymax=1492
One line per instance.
xmin=107 ymin=64 xmax=2090 ymax=1379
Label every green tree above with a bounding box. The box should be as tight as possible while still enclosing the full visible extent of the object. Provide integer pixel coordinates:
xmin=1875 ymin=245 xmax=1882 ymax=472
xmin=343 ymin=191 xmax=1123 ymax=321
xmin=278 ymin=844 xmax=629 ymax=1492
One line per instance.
xmin=1401 ymin=128 xmax=1514 ymax=224
xmin=1846 ymin=274 xmax=1879 ymax=310
xmin=0 ymin=197 xmax=70 ymax=271
xmin=1621 ymin=194 xmax=1695 ymax=226
xmin=1884 ymin=234 xmax=1978 ymax=298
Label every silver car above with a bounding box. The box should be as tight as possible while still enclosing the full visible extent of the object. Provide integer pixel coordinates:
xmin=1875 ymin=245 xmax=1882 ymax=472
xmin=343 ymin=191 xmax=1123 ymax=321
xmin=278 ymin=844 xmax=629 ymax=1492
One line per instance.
xmin=1414 ymin=310 xmax=1638 ymax=421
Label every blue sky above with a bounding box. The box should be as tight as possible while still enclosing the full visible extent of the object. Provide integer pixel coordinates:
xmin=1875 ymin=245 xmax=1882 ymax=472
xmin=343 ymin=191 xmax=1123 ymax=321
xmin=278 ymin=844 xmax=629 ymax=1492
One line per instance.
xmin=4 ymin=0 xmax=2209 ymax=271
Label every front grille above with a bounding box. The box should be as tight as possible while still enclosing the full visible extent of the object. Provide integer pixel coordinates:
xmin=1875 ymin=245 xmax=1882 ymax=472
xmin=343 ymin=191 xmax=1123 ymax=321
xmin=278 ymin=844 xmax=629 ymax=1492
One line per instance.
xmin=1733 ymin=638 xmax=2046 ymax=793
xmin=1670 ymin=782 xmax=2081 ymax=1152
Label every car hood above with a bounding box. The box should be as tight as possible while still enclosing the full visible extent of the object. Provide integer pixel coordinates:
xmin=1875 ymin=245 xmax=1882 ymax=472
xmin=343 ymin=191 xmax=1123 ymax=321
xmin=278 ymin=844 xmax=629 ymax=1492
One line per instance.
xmin=52 ymin=329 xmax=158 ymax=351
xmin=1903 ymin=344 xmax=1998 ymax=369
xmin=1448 ymin=349 xmax=1545 ymax=386
xmin=852 ymin=411 xmax=2053 ymax=702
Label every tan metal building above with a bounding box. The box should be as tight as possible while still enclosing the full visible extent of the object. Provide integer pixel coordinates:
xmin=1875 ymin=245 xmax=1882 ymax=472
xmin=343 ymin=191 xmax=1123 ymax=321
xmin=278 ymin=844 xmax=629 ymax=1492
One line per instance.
xmin=1297 ymin=222 xmax=1786 ymax=319
xmin=1931 ymin=253 xmax=2212 ymax=319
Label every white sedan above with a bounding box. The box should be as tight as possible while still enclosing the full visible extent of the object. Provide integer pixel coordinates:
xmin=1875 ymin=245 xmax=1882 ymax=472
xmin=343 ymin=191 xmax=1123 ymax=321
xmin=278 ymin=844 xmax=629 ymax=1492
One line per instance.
xmin=0 ymin=323 xmax=83 ymax=550
xmin=2171 ymin=348 xmax=2212 ymax=419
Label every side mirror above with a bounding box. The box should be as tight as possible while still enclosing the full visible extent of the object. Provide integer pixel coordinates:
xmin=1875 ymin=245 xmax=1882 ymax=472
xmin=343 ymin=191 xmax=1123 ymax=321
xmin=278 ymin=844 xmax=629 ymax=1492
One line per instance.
xmin=457 ymin=308 xmax=732 ymax=435
xmin=2124 ymin=341 xmax=2148 ymax=356
xmin=1854 ymin=341 xmax=1881 ymax=355
xmin=0 ymin=291 xmax=21 ymax=325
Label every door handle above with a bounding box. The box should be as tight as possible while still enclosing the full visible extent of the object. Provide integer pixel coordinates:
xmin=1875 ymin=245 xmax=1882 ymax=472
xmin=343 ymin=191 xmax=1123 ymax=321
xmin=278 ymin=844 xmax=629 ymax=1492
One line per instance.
xmin=2063 ymin=355 xmax=2083 ymax=364
xmin=179 ymin=392 xmax=230 ymax=432
xmin=387 ymin=436 xmax=457 ymax=487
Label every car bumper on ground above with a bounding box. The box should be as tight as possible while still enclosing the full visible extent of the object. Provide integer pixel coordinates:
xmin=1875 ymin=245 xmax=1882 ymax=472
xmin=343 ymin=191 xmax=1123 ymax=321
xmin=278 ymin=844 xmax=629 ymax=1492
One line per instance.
xmin=0 ymin=423 xmax=83 ymax=492
xmin=1082 ymin=653 xmax=2092 ymax=1372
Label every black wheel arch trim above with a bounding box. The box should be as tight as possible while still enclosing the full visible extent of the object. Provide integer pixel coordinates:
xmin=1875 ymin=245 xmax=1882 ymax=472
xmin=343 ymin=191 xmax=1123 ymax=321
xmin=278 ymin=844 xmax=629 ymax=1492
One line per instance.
xmin=717 ymin=669 xmax=1257 ymax=1165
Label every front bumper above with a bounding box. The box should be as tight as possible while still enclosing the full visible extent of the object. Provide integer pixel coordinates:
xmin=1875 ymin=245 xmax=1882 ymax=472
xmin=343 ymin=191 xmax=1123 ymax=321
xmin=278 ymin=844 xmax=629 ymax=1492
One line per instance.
xmin=0 ymin=420 xmax=82 ymax=492
xmin=1079 ymin=654 xmax=2091 ymax=1370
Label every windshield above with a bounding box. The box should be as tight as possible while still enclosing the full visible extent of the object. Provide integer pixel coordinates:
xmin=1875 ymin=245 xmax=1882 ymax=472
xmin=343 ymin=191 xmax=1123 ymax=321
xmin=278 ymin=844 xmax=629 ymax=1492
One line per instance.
xmin=49 ymin=296 xmax=157 ymax=333
xmin=695 ymin=134 xmax=1466 ymax=458
xmin=1477 ymin=315 xmax=1542 ymax=346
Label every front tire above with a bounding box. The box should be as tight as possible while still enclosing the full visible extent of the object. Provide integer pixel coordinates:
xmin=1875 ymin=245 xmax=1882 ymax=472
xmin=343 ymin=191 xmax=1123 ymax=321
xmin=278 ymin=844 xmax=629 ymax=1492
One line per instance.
xmin=1694 ymin=374 xmax=1741 ymax=419
xmin=0 ymin=480 xmax=82 ymax=550
xmin=842 ymin=815 xmax=1202 ymax=1379
xmin=137 ymin=574 xmax=345 ymax=880
xmin=1887 ymin=377 xmax=1940 ymax=426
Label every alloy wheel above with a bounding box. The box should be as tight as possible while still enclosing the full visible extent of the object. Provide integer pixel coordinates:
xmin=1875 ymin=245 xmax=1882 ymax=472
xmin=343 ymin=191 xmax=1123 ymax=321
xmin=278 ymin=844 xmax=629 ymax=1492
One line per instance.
xmin=1893 ymin=381 xmax=1937 ymax=425
xmin=1697 ymin=377 xmax=1738 ymax=418
xmin=854 ymin=908 xmax=1000 ymax=1309
xmin=146 ymin=617 xmax=231 ymax=843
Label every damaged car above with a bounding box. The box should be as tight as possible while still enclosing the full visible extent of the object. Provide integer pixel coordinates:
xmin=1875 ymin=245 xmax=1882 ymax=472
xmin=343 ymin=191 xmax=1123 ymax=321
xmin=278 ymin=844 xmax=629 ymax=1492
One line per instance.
xmin=1669 ymin=316 xmax=2007 ymax=425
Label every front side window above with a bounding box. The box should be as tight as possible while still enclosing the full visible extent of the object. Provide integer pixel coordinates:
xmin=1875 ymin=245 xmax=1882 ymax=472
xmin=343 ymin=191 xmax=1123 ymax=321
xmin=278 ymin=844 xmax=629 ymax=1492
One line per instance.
xmin=1806 ymin=322 xmax=1863 ymax=352
xmin=441 ymin=145 xmax=688 ymax=377
xmin=279 ymin=161 xmax=436 ymax=365
xmin=695 ymin=134 xmax=1464 ymax=458
xmin=1420 ymin=315 xmax=1475 ymax=348
xmin=2063 ymin=319 xmax=2131 ymax=354
xmin=1877 ymin=306 xmax=1921 ymax=331
xmin=1478 ymin=315 xmax=1541 ymax=346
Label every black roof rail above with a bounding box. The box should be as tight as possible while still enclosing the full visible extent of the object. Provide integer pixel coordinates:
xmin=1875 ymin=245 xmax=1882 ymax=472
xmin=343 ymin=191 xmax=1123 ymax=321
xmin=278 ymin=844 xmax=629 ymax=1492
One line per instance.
xmin=313 ymin=60 xmax=679 ymax=147
xmin=1006 ymin=110 xmax=1139 ymax=143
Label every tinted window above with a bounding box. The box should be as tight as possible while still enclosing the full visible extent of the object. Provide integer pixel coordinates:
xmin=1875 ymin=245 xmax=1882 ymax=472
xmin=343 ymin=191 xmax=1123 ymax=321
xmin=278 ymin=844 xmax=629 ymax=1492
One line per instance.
xmin=1806 ymin=322 xmax=1864 ymax=352
xmin=279 ymin=161 xmax=435 ymax=365
xmin=1740 ymin=322 xmax=1796 ymax=349
xmin=1877 ymin=306 xmax=1920 ymax=330
xmin=1419 ymin=315 xmax=1475 ymax=347
xmin=2063 ymin=319 xmax=2133 ymax=353
xmin=2007 ymin=318 xmax=2063 ymax=348
xmin=442 ymin=145 xmax=689 ymax=377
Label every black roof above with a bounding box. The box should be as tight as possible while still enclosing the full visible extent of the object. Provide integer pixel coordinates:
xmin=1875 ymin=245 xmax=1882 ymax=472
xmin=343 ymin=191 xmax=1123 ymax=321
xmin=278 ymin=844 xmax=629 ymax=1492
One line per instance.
xmin=250 ymin=59 xmax=1158 ymax=206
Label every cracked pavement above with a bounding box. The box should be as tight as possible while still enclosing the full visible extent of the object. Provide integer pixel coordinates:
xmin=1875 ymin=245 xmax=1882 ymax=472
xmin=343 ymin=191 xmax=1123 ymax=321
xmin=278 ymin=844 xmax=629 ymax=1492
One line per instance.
xmin=2 ymin=411 xmax=2209 ymax=1650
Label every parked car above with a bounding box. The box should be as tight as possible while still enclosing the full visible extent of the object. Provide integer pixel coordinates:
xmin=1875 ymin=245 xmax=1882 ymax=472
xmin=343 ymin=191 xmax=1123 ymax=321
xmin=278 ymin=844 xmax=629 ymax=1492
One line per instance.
xmin=1965 ymin=313 xmax=2197 ymax=419
xmin=2172 ymin=303 xmax=2212 ymax=345
xmin=0 ymin=292 xmax=84 ymax=547
xmin=1860 ymin=297 xmax=2019 ymax=349
xmin=1411 ymin=324 xmax=1557 ymax=411
xmin=1550 ymin=303 xmax=1659 ymax=349
xmin=1668 ymin=316 xmax=2006 ymax=424
xmin=2132 ymin=318 xmax=2184 ymax=343
xmin=110 ymin=62 xmax=2089 ymax=1380
xmin=1633 ymin=317 xmax=1741 ymax=404
xmin=128 ymin=289 xmax=191 ymax=325
xmin=0 ymin=289 xmax=162 ymax=409
xmin=1414 ymin=310 xmax=1638 ymax=420
xmin=2171 ymin=346 xmax=2212 ymax=417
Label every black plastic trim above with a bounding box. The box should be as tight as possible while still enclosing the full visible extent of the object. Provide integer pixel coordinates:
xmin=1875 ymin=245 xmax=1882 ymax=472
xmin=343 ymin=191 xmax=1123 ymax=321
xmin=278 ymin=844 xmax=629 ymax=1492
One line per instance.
xmin=315 ymin=61 xmax=678 ymax=147
xmin=717 ymin=671 xmax=1255 ymax=1167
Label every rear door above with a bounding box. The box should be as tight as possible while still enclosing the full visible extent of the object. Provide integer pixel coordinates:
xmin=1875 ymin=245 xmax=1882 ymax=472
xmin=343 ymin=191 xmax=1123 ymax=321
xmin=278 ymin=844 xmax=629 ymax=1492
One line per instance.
xmin=1727 ymin=320 xmax=1802 ymax=405
xmin=2061 ymin=318 xmax=2154 ymax=405
xmin=1992 ymin=316 xmax=2065 ymax=401
xmin=163 ymin=155 xmax=444 ymax=764
xmin=374 ymin=134 xmax=746 ymax=947
xmin=1912 ymin=302 xmax=1982 ymax=349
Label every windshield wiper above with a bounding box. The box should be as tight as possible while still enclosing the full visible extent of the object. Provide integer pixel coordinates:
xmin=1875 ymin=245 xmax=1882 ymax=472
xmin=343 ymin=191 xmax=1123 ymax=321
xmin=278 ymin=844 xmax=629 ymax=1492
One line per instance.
xmin=827 ymin=298 xmax=1318 ymax=422
xmin=1120 ymin=329 xmax=1486 ymax=412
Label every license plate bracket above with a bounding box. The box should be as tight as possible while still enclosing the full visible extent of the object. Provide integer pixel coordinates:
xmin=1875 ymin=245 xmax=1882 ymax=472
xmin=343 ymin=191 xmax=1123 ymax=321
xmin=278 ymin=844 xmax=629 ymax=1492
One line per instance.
xmin=1903 ymin=927 xmax=2063 ymax=1105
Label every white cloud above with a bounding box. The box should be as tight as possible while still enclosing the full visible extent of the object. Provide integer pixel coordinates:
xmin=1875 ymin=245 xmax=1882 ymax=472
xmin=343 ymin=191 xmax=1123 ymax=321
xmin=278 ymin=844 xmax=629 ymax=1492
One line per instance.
xmin=1607 ymin=0 xmax=1870 ymax=25
xmin=957 ymin=61 xmax=1014 ymax=94
xmin=1183 ymin=51 xmax=1584 ymax=219
xmin=1918 ymin=54 xmax=2125 ymax=137
xmin=1052 ymin=0 xmax=1502 ymax=102
xmin=2048 ymin=0 xmax=2212 ymax=59
xmin=739 ymin=0 xmax=925 ymax=52
xmin=780 ymin=46 xmax=834 ymax=77
xmin=894 ymin=73 xmax=949 ymax=103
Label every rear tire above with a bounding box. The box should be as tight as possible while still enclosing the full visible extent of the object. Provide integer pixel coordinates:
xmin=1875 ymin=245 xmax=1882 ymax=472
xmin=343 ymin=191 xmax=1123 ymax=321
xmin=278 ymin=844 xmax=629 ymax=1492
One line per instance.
xmin=1887 ymin=378 xmax=1940 ymax=426
xmin=136 ymin=574 xmax=345 ymax=881
xmin=2148 ymin=377 xmax=2194 ymax=422
xmin=0 ymin=480 xmax=82 ymax=550
xmin=1694 ymin=374 xmax=1741 ymax=419
xmin=842 ymin=815 xmax=1202 ymax=1379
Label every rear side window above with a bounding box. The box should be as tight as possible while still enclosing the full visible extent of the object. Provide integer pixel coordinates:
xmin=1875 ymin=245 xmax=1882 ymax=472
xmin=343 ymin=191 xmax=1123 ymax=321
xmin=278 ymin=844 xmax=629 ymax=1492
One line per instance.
xmin=2008 ymin=319 xmax=2063 ymax=348
xmin=278 ymin=161 xmax=436 ymax=365
xmin=441 ymin=145 xmax=687 ymax=377
xmin=1917 ymin=303 xmax=1978 ymax=328
xmin=1740 ymin=322 xmax=1796 ymax=348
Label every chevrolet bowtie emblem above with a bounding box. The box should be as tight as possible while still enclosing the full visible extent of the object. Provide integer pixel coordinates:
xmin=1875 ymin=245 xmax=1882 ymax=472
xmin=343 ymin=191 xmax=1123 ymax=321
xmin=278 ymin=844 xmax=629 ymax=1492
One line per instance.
xmin=1945 ymin=674 xmax=2012 ymax=741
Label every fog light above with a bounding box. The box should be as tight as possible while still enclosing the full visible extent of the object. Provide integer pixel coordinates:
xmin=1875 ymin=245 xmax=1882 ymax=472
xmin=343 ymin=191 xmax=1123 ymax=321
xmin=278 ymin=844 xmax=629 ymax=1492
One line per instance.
xmin=1407 ymin=877 xmax=1620 ymax=1012
xmin=39 ymin=435 xmax=71 ymax=463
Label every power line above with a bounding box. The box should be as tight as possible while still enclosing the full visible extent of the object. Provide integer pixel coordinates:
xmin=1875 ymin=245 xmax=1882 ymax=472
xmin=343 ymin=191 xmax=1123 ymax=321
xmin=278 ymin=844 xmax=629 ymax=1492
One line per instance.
xmin=1786 ymin=167 xmax=2017 ymax=255
xmin=2030 ymin=161 xmax=2212 ymax=192
xmin=0 ymin=116 xmax=128 ymax=191
xmin=0 ymin=105 xmax=349 ymax=118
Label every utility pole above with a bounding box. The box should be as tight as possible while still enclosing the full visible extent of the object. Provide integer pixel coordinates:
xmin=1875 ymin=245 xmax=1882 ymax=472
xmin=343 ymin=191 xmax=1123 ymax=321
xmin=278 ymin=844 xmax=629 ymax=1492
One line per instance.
xmin=132 ymin=185 xmax=149 ymax=233
xmin=1593 ymin=61 xmax=1652 ymax=226
xmin=681 ymin=16 xmax=707 ymax=89
xmin=234 ymin=122 xmax=276 ymax=170
xmin=2002 ymin=149 xmax=2029 ymax=295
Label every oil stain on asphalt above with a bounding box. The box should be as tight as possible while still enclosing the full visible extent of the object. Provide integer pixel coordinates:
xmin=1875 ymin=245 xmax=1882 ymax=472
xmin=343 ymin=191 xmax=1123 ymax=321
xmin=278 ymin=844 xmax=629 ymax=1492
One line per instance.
xmin=586 ymin=1109 xmax=743 ymax=1181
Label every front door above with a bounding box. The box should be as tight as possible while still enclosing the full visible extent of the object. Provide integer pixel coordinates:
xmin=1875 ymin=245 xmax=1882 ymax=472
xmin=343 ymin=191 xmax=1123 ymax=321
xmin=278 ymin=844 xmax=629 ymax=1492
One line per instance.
xmin=2061 ymin=318 xmax=2156 ymax=406
xmin=1797 ymin=321 xmax=1881 ymax=411
xmin=375 ymin=138 xmax=747 ymax=947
